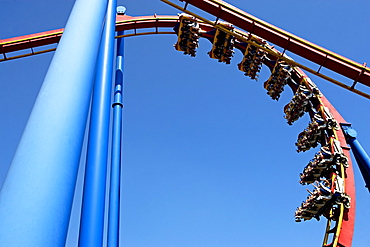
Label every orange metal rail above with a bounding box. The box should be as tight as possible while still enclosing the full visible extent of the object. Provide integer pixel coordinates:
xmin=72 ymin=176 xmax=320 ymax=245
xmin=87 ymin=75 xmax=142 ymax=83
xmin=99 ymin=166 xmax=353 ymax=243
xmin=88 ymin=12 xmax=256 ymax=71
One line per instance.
xmin=0 ymin=15 xmax=217 ymax=63
xmin=319 ymin=95 xmax=356 ymax=247
xmin=0 ymin=15 xmax=176 ymax=56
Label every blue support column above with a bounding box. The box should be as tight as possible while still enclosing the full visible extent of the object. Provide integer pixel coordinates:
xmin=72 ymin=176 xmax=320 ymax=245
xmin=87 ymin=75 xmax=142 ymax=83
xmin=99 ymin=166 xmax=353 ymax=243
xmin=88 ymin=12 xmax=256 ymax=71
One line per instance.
xmin=341 ymin=123 xmax=370 ymax=192
xmin=78 ymin=0 xmax=117 ymax=246
xmin=107 ymin=27 xmax=125 ymax=247
xmin=0 ymin=0 xmax=108 ymax=246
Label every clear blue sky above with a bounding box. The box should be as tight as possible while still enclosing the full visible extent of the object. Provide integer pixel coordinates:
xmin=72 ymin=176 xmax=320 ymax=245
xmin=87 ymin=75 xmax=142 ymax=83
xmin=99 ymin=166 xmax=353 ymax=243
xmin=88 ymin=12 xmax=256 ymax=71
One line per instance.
xmin=0 ymin=0 xmax=369 ymax=246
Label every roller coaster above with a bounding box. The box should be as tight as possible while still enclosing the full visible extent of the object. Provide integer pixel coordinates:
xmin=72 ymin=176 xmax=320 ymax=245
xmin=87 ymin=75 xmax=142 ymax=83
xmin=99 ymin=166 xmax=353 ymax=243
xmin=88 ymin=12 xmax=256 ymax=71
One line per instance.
xmin=0 ymin=0 xmax=369 ymax=246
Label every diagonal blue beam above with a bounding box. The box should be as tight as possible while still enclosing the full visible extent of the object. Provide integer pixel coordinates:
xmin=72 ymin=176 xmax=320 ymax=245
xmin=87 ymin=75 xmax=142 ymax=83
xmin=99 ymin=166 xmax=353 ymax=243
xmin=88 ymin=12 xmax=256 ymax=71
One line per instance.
xmin=341 ymin=123 xmax=370 ymax=192
xmin=107 ymin=27 xmax=125 ymax=247
xmin=78 ymin=0 xmax=117 ymax=246
xmin=0 ymin=0 xmax=108 ymax=246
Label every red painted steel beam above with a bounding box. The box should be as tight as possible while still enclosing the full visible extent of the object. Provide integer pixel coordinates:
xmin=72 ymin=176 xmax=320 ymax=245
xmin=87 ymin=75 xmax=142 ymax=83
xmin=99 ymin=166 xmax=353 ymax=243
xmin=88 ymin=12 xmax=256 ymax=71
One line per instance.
xmin=0 ymin=15 xmax=174 ymax=54
xmin=115 ymin=15 xmax=178 ymax=31
xmin=178 ymin=0 xmax=370 ymax=87
xmin=0 ymin=15 xmax=215 ymax=56
xmin=319 ymin=94 xmax=356 ymax=247
xmin=0 ymin=29 xmax=63 ymax=54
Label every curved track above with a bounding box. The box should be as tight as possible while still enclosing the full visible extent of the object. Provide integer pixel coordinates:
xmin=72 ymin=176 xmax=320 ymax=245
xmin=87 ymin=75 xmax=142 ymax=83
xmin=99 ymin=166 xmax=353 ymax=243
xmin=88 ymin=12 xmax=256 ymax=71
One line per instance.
xmin=0 ymin=10 xmax=357 ymax=247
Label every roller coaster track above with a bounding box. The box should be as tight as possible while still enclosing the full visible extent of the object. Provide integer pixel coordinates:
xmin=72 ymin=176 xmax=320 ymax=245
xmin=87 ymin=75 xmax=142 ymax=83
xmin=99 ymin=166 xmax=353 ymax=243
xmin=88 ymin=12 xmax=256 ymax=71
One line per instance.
xmin=0 ymin=2 xmax=359 ymax=246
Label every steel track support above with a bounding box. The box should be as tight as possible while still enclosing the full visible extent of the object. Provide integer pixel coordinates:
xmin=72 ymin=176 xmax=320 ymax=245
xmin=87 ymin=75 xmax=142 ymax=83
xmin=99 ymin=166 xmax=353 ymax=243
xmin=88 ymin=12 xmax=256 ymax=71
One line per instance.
xmin=341 ymin=123 xmax=370 ymax=192
xmin=0 ymin=0 xmax=108 ymax=246
xmin=78 ymin=0 xmax=118 ymax=246
xmin=107 ymin=20 xmax=125 ymax=247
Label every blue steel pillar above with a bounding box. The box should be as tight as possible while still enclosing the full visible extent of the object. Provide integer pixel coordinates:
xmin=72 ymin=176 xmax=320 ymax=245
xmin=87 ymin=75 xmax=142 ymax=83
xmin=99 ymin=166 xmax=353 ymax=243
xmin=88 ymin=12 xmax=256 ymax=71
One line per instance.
xmin=341 ymin=123 xmax=370 ymax=192
xmin=0 ymin=0 xmax=108 ymax=246
xmin=107 ymin=26 xmax=125 ymax=247
xmin=78 ymin=0 xmax=117 ymax=245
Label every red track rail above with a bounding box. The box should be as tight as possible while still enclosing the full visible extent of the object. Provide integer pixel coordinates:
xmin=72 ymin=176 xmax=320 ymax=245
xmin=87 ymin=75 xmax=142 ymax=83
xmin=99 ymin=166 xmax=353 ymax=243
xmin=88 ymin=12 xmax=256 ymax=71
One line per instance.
xmin=0 ymin=15 xmax=216 ymax=62
xmin=0 ymin=29 xmax=63 ymax=54
xmin=177 ymin=0 xmax=370 ymax=88
xmin=0 ymin=15 xmax=175 ymax=55
xmin=319 ymin=94 xmax=356 ymax=247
